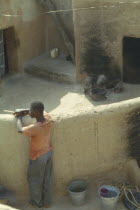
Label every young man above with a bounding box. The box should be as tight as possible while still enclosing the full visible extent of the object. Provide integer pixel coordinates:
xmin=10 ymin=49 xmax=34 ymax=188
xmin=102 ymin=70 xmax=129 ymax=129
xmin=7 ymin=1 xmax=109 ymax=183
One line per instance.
xmin=16 ymin=101 xmax=52 ymax=208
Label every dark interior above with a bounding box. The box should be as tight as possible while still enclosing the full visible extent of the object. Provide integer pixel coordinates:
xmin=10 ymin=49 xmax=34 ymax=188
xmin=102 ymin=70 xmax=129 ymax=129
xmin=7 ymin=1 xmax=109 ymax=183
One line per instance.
xmin=3 ymin=33 xmax=9 ymax=74
xmin=123 ymin=37 xmax=140 ymax=84
xmin=3 ymin=27 xmax=19 ymax=73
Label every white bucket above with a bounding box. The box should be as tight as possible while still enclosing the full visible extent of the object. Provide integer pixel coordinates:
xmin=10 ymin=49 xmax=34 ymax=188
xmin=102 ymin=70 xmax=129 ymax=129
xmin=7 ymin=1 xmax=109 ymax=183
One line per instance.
xmin=98 ymin=185 xmax=120 ymax=210
xmin=67 ymin=180 xmax=88 ymax=206
xmin=50 ymin=48 xmax=59 ymax=58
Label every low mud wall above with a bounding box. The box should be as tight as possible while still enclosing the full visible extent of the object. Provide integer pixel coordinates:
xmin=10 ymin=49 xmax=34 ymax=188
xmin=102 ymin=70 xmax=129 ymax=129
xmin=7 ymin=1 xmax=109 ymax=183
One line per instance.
xmin=0 ymin=98 xmax=140 ymax=199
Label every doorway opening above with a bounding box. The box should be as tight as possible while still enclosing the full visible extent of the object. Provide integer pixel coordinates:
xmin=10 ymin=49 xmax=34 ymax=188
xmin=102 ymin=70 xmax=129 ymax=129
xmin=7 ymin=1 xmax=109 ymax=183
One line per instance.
xmin=123 ymin=37 xmax=140 ymax=84
xmin=0 ymin=29 xmax=9 ymax=78
xmin=0 ymin=27 xmax=19 ymax=79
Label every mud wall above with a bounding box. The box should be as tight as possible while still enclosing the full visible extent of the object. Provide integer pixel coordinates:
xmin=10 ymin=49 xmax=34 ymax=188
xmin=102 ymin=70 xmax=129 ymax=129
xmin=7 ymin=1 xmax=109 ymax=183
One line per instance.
xmin=0 ymin=0 xmax=46 ymax=72
xmin=52 ymin=0 xmax=74 ymax=42
xmin=1 ymin=99 xmax=140 ymax=198
xmin=45 ymin=0 xmax=74 ymax=56
xmin=73 ymin=0 xmax=140 ymax=80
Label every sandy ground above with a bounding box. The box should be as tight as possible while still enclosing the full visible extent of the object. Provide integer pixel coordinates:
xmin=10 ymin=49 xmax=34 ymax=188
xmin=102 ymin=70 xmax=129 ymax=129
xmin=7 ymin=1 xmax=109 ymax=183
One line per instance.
xmin=1 ymin=197 xmax=128 ymax=210
xmin=0 ymin=167 xmax=129 ymax=210
xmin=15 ymin=183 xmax=128 ymax=210
xmin=19 ymin=198 xmax=127 ymax=210
xmin=0 ymin=73 xmax=140 ymax=117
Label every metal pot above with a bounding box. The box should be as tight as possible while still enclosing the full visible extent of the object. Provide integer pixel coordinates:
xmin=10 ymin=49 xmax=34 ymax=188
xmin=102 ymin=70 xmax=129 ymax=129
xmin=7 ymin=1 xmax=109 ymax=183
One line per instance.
xmin=91 ymin=88 xmax=107 ymax=101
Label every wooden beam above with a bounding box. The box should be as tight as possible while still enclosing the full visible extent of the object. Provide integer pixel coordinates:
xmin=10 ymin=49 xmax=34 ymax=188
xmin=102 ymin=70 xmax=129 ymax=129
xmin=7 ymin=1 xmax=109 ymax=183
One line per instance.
xmin=39 ymin=0 xmax=75 ymax=62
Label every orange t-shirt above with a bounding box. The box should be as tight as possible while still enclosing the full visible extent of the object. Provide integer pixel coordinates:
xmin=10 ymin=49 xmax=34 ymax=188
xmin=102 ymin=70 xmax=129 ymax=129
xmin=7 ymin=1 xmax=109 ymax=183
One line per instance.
xmin=22 ymin=112 xmax=52 ymax=160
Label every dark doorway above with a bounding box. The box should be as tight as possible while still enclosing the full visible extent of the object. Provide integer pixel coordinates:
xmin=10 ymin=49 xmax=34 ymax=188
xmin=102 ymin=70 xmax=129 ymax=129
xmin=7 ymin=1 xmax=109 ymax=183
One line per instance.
xmin=0 ymin=30 xmax=6 ymax=78
xmin=123 ymin=37 xmax=140 ymax=84
xmin=4 ymin=34 xmax=9 ymax=74
xmin=0 ymin=29 xmax=10 ymax=78
xmin=0 ymin=27 xmax=19 ymax=79
xmin=4 ymin=27 xmax=19 ymax=73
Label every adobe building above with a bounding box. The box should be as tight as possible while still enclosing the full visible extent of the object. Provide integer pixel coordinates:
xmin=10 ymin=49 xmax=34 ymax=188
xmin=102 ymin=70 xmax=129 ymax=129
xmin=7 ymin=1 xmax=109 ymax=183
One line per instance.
xmin=1 ymin=0 xmax=140 ymax=84
xmin=1 ymin=0 xmax=140 ymax=206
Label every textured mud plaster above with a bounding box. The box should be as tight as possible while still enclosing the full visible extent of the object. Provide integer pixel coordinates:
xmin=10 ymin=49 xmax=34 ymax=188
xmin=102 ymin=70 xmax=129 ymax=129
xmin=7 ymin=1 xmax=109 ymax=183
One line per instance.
xmin=45 ymin=15 xmax=69 ymax=55
xmin=0 ymin=115 xmax=31 ymax=200
xmin=72 ymin=0 xmax=140 ymax=80
xmin=43 ymin=98 xmax=140 ymax=194
xmin=52 ymin=0 xmax=74 ymax=43
xmin=1 ymin=98 xmax=140 ymax=198
xmin=0 ymin=0 xmax=46 ymax=72
xmin=45 ymin=0 xmax=74 ymax=55
xmin=52 ymin=108 xmax=126 ymax=194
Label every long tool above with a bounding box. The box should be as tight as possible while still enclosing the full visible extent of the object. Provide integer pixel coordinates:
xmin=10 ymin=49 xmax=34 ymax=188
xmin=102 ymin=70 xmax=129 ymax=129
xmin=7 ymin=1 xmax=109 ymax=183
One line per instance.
xmin=3 ymin=110 xmax=14 ymax=114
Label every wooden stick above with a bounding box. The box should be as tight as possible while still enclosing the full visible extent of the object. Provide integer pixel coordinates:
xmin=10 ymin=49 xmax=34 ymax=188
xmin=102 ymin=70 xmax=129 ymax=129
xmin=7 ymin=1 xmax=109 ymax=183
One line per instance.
xmin=3 ymin=110 xmax=14 ymax=114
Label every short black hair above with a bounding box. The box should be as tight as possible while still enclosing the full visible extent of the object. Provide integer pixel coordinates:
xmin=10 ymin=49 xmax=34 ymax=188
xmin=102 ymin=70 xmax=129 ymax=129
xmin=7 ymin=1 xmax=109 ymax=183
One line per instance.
xmin=30 ymin=101 xmax=44 ymax=113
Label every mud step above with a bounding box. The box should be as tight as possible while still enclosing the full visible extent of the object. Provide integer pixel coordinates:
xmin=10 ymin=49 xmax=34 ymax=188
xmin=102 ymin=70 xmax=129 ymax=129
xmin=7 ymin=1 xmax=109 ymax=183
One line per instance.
xmin=24 ymin=53 xmax=76 ymax=83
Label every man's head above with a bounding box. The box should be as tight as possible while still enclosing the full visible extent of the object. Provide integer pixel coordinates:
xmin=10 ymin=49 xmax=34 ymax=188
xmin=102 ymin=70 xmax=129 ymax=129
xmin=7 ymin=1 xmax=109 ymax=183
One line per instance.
xmin=29 ymin=101 xmax=44 ymax=118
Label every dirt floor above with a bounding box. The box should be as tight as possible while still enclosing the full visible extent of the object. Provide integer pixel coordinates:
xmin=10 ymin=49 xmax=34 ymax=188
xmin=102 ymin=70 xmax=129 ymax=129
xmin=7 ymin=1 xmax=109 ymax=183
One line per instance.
xmin=19 ymin=197 xmax=127 ymax=210
xmin=0 ymin=171 xmax=129 ymax=210
xmin=15 ymin=184 xmax=128 ymax=210
xmin=0 ymin=197 xmax=128 ymax=210
xmin=1 ymin=73 xmax=140 ymax=116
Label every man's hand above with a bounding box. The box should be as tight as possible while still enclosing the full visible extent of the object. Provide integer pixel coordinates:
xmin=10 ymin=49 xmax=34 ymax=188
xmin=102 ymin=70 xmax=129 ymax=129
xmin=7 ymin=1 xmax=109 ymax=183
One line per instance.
xmin=16 ymin=115 xmax=23 ymax=133
xmin=14 ymin=109 xmax=30 ymax=117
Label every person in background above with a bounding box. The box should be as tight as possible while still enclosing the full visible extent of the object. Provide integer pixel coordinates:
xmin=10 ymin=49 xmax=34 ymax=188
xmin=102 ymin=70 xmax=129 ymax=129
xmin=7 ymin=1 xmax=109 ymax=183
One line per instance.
xmin=15 ymin=101 xmax=52 ymax=208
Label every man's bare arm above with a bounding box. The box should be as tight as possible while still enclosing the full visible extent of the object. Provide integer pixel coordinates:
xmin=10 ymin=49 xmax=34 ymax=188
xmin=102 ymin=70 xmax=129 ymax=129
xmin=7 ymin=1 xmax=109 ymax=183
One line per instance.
xmin=17 ymin=116 xmax=23 ymax=133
